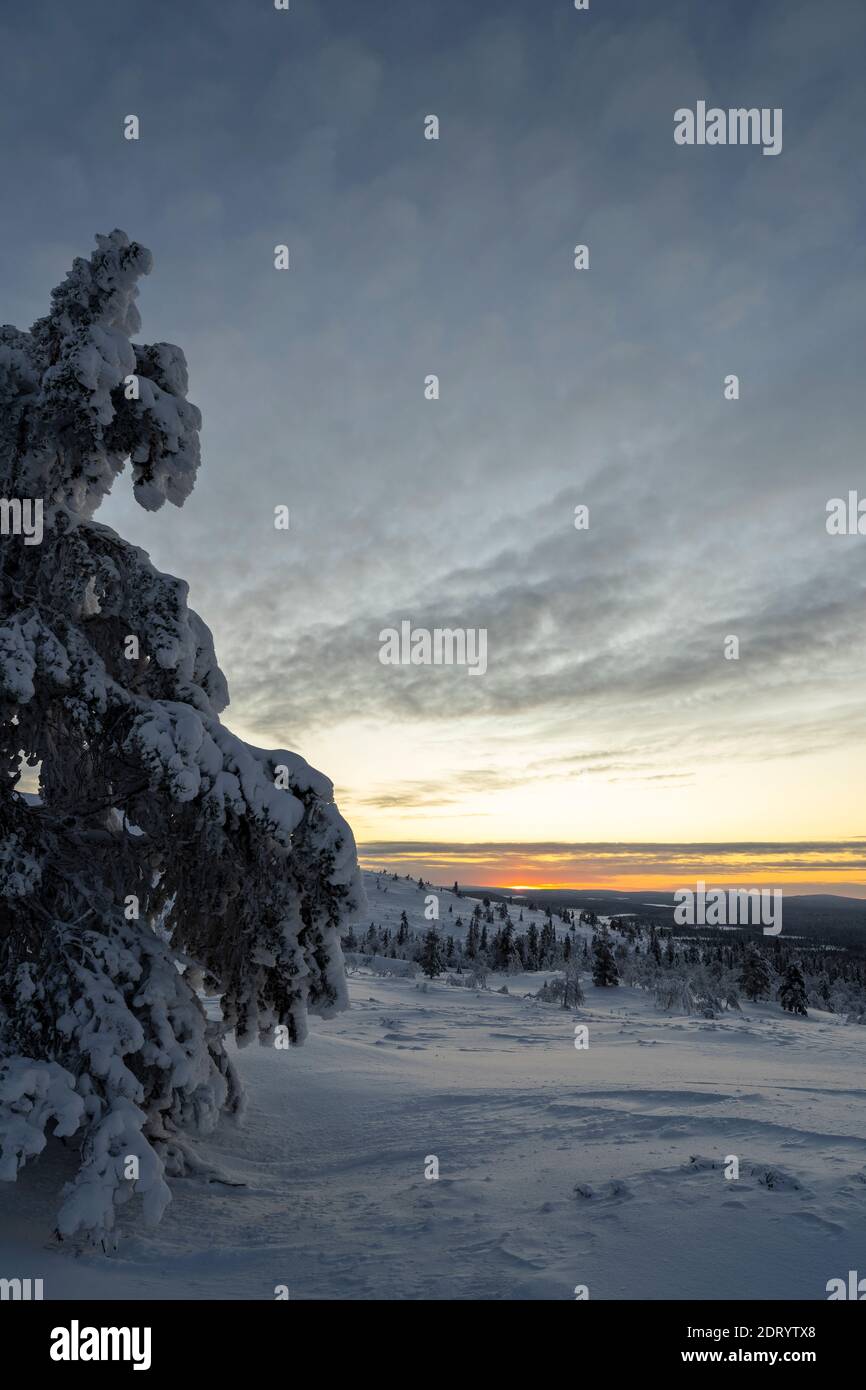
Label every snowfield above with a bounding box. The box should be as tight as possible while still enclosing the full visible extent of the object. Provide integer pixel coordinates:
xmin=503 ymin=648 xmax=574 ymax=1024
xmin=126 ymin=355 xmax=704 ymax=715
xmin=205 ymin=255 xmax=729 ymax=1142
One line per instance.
xmin=2 ymin=874 xmax=865 ymax=1301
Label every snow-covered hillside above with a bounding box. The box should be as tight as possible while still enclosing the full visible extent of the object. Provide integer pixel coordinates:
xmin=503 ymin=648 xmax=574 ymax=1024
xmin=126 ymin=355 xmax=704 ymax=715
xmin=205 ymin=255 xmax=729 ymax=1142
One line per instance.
xmin=1 ymin=871 xmax=864 ymax=1300
xmin=348 ymin=870 xmax=598 ymax=943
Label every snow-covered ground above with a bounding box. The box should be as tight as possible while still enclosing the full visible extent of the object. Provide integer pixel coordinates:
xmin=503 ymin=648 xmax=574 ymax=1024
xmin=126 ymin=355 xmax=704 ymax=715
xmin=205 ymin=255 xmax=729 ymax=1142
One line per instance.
xmin=2 ymin=874 xmax=865 ymax=1300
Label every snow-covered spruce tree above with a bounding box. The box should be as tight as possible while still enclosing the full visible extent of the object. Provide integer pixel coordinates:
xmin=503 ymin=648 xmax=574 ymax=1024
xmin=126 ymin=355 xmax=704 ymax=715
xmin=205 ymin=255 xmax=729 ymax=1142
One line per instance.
xmin=0 ymin=232 xmax=362 ymax=1243
xmin=778 ymin=963 xmax=808 ymax=1017
xmin=738 ymin=947 xmax=771 ymax=1002
xmin=591 ymin=931 xmax=619 ymax=987
xmin=419 ymin=929 xmax=443 ymax=980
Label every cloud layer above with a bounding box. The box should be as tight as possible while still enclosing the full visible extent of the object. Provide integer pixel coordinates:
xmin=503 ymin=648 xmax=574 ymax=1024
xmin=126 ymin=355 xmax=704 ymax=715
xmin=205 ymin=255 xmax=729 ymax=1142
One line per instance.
xmin=3 ymin=0 xmax=864 ymax=872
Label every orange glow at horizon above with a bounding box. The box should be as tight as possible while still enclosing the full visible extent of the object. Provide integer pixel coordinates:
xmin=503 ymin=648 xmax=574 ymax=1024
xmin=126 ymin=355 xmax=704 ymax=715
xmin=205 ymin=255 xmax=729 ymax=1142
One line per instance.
xmin=495 ymin=871 xmax=866 ymax=892
xmin=357 ymin=847 xmax=866 ymax=897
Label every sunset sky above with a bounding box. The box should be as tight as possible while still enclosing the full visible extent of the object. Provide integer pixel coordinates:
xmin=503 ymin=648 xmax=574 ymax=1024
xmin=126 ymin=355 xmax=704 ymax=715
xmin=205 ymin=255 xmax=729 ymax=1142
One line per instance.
xmin=3 ymin=0 xmax=864 ymax=894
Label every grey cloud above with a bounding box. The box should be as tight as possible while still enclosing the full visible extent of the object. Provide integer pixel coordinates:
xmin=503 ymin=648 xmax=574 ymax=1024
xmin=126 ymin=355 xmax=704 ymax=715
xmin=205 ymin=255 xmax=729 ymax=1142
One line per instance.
xmin=3 ymin=0 xmax=864 ymax=802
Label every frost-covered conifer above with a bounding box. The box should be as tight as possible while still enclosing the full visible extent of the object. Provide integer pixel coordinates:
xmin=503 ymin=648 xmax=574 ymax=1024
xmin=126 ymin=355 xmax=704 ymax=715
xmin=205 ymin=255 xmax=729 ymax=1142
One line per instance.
xmin=0 ymin=232 xmax=361 ymax=1242
xmin=778 ymin=963 xmax=808 ymax=1017
xmin=562 ymin=955 xmax=584 ymax=1009
xmin=591 ymin=931 xmax=620 ymax=988
xmin=739 ymin=947 xmax=772 ymax=1002
xmin=419 ymin=929 xmax=443 ymax=980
